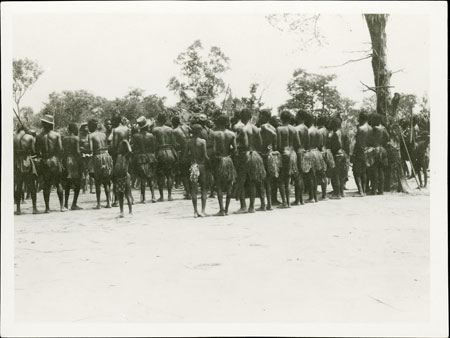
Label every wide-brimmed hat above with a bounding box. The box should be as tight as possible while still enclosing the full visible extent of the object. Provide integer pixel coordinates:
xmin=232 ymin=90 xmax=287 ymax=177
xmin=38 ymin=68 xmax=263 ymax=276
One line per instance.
xmin=40 ymin=114 xmax=54 ymax=125
xmin=137 ymin=116 xmax=150 ymax=129
xmin=199 ymin=114 xmax=208 ymax=122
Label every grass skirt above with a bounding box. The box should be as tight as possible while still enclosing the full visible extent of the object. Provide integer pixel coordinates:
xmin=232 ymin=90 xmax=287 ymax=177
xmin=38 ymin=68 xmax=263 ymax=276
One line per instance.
xmin=215 ymin=155 xmax=237 ymax=185
xmin=134 ymin=153 xmax=156 ymax=179
xmin=64 ymin=154 xmax=82 ymax=180
xmin=91 ymin=152 xmax=113 ymax=180
xmin=280 ymin=149 xmax=298 ymax=177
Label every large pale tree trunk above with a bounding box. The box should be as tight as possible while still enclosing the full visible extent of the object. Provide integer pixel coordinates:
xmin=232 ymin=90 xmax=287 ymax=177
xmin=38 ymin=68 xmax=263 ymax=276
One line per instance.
xmin=365 ymin=14 xmax=411 ymax=193
xmin=365 ymin=14 xmax=391 ymax=117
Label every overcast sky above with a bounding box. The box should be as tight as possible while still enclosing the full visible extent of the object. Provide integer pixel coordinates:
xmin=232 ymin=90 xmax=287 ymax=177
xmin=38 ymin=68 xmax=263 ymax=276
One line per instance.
xmin=12 ymin=12 xmax=429 ymax=113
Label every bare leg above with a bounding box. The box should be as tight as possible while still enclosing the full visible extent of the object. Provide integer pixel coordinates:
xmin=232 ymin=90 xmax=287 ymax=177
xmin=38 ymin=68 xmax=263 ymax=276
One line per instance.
xmin=14 ymin=177 xmax=23 ymax=215
xmin=94 ymin=181 xmax=101 ymax=209
xmin=71 ymin=180 xmax=82 ymax=210
xmin=257 ymin=182 xmax=266 ymax=211
xmin=118 ymin=192 xmax=124 ymax=217
xmin=215 ymin=182 xmax=225 ymax=216
xmin=225 ymin=183 xmax=233 ymax=215
xmin=200 ymin=182 xmax=207 ymax=216
xmin=378 ymin=167 xmax=384 ymax=194
xmin=64 ymin=180 xmax=71 ymax=209
xmin=56 ymin=182 xmax=66 ymax=211
xmin=265 ymin=178 xmax=273 ymax=210
xmin=28 ymin=177 xmax=38 ymax=213
xmin=104 ymin=180 xmax=111 ymax=208
xmin=167 ymin=173 xmax=174 ymax=201
xmin=126 ymin=186 xmax=132 ymax=214
xmin=157 ymin=174 xmax=165 ymax=201
xmin=248 ymin=182 xmax=256 ymax=213
xmin=191 ymin=181 xmax=199 ymax=217
xmin=140 ymin=178 xmax=146 ymax=203
xmin=43 ymin=180 xmax=51 ymax=212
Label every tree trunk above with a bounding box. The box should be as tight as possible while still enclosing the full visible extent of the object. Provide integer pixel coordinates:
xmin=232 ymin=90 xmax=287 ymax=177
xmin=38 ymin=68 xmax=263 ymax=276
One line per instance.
xmin=365 ymin=14 xmax=411 ymax=193
xmin=365 ymin=14 xmax=391 ymax=117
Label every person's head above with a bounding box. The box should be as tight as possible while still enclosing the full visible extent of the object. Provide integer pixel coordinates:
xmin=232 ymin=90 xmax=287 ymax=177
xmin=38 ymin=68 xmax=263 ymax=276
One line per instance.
xmin=317 ymin=115 xmax=328 ymax=128
xmin=111 ymin=115 xmax=121 ymax=128
xmin=280 ymin=111 xmax=292 ymax=124
xmin=215 ymin=115 xmax=229 ymax=129
xmin=329 ymin=117 xmax=341 ymax=132
xmin=240 ymin=108 xmax=252 ymax=124
xmin=104 ymin=119 xmax=112 ymax=132
xmin=40 ymin=114 xmax=55 ymax=131
xmin=88 ymin=119 xmax=98 ymax=133
xmin=198 ymin=114 xmax=208 ymax=127
xmin=171 ymin=116 xmax=181 ymax=128
xmin=296 ymin=110 xmax=307 ymax=124
xmin=16 ymin=124 xmax=28 ymax=134
xmin=79 ymin=122 xmax=88 ymax=134
xmin=270 ymin=115 xmax=281 ymax=128
xmin=259 ymin=109 xmax=272 ymax=124
xmin=358 ymin=110 xmax=369 ymax=125
xmin=206 ymin=119 xmax=214 ymax=129
xmin=68 ymin=122 xmax=78 ymax=136
xmin=370 ymin=113 xmax=382 ymax=127
xmin=157 ymin=112 xmax=167 ymax=125
xmin=191 ymin=124 xmax=203 ymax=137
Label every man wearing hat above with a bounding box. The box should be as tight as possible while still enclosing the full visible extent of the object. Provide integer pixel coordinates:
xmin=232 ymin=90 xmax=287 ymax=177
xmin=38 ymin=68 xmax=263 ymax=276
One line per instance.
xmin=14 ymin=124 xmax=39 ymax=215
xmin=132 ymin=116 xmax=157 ymax=203
xmin=36 ymin=114 xmax=66 ymax=213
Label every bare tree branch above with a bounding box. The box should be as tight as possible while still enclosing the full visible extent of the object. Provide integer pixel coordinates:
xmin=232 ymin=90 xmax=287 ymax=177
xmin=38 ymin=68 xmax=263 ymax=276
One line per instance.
xmin=322 ymin=55 xmax=372 ymax=69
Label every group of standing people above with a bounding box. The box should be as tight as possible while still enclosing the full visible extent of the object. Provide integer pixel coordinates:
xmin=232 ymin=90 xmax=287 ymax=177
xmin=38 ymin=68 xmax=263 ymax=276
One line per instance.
xmin=13 ymin=108 xmax=428 ymax=218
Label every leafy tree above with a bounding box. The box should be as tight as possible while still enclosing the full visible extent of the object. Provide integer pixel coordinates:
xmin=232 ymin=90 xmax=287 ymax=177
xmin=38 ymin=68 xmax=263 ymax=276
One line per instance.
xmin=168 ymin=40 xmax=230 ymax=116
xmin=279 ymin=68 xmax=352 ymax=117
xmin=13 ymin=58 xmax=44 ymax=124
xmin=40 ymin=90 xmax=106 ymax=129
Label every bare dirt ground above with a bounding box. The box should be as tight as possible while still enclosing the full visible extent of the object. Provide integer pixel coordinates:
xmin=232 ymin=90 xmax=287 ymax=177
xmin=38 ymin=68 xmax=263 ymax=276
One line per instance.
xmin=14 ymin=177 xmax=429 ymax=323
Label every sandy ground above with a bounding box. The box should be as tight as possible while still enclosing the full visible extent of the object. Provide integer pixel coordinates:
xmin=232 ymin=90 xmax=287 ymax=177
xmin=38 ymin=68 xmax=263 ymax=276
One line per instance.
xmin=14 ymin=177 xmax=429 ymax=323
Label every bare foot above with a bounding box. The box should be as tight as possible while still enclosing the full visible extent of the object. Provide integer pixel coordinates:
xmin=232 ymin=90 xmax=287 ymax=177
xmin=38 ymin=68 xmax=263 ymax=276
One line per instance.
xmin=248 ymin=208 xmax=256 ymax=213
xmin=194 ymin=212 xmax=200 ymax=218
xmin=256 ymin=206 xmax=266 ymax=211
xmin=32 ymin=209 xmax=40 ymax=214
xmin=119 ymin=213 xmax=124 ymax=218
xmin=140 ymin=200 xmax=146 ymax=204
xmin=214 ymin=211 xmax=226 ymax=216
xmin=60 ymin=207 xmax=68 ymax=212
xmin=234 ymin=208 xmax=248 ymax=214
xmin=277 ymin=203 xmax=289 ymax=209
xmin=14 ymin=211 xmax=22 ymax=215
xmin=93 ymin=205 xmax=101 ymax=210
xmin=266 ymin=206 xmax=273 ymax=211
xmin=151 ymin=198 xmax=156 ymax=203
xmin=71 ymin=205 xmax=83 ymax=211
xmin=157 ymin=197 xmax=164 ymax=202
xmin=105 ymin=204 xmax=112 ymax=209
xmin=44 ymin=209 xmax=50 ymax=213
xmin=168 ymin=196 xmax=174 ymax=201
xmin=292 ymin=201 xmax=300 ymax=206
xmin=200 ymin=212 xmax=208 ymax=217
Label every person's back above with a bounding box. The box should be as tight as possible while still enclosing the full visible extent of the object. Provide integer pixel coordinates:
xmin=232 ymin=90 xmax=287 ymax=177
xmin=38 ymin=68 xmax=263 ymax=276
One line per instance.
xmin=173 ymin=124 xmax=190 ymax=152
xmin=37 ymin=129 xmax=62 ymax=156
xmin=260 ymin=123 xmax=276 ymax=152
xmin=213 ymin=129 xmax=227 ymax=156
xmin=296 ymin=123 xmax=309 ymax=150
xmin=355 ymin=123 xmax=372 ymax=151
xmin=14 ymin=130 xmax=35 ymax=155
xmin=90 ymin=130 xmax=108 ymax=154
xmin=153 ymin=125 xmax=174 ymax=147
xmin=277 ymin=124 xmax=291 ymax=153
xmin=318 ymin=126 xmax=328 ymax=150
xmin=63 ymin=135 xmax=80 ymax=156
xmin=309 ymin=125 xmax=322 ymax=149
xmin=113 ymin=121 xmax=130 ymax=151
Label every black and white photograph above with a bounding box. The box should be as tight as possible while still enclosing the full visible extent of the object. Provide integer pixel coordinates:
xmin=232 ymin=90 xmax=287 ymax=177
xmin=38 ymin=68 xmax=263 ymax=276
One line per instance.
xmin=1 ymin=1 xmax=447 ymax=337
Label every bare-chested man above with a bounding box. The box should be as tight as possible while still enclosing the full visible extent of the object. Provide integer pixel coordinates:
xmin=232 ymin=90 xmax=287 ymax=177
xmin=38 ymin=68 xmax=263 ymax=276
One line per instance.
xmin=14 ymin=125 xmax=38 ymax=214
xmin=172 ymin=115 xmax=192 ymax=200
xmin=303 ymin=113 xmax=327 ymax=202
xmin=185 ymin=124 xmax=209 ymax=218
xmin=153 ymin=112 xmax=177 ymax=201
xmin=317 ymin=115 xmax=335 ymax=190
xmin=277 ymin=111 xmax=300 ymax=208
xmin=88 ymin=118 xmax=113 ymax=209
xmin=258 ymin=109 xmax=280 ymax=210
xmin=36 ymin=114 xmax=66 ymax=213
xmin=234 ymin=108 xmax=266 ymax=214
xmin=112 ymin=116 xmax=131 ymax=205
xmin=327 ymin=117 xmax=347 ymax=199
xmin=269 ymin=115 xmax=282 ymax=205
xmin=198 ymin=114 xmax=216 ymax=198
xmin=114 ymin=140 xmax=133 ymax=218
xmin=294 ymin=110 xmax=310 ymax=205
xmin=351 ymin=111 xmax=372 ymax=196
xmin=133 ymin=116 xmax=157 ymax=203
xmin=62 ymin=123 xmax=83 ymax=210
xmin=79 ymin=122 xmax=93 ymax=194
xmin=211 ymin=115 xmax=237 ymax=216
xmin=368 ymin=113 xmax=389 ymax=195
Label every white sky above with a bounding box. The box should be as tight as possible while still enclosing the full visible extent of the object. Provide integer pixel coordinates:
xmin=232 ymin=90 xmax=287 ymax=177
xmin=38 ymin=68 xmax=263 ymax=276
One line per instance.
xmin=12 ymin=12 xmax=429 ymax=112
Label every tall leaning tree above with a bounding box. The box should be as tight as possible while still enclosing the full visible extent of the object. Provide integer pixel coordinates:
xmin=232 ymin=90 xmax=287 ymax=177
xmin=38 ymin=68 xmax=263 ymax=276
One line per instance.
xmin=364 ymin=14 xmax=391 ymax=118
